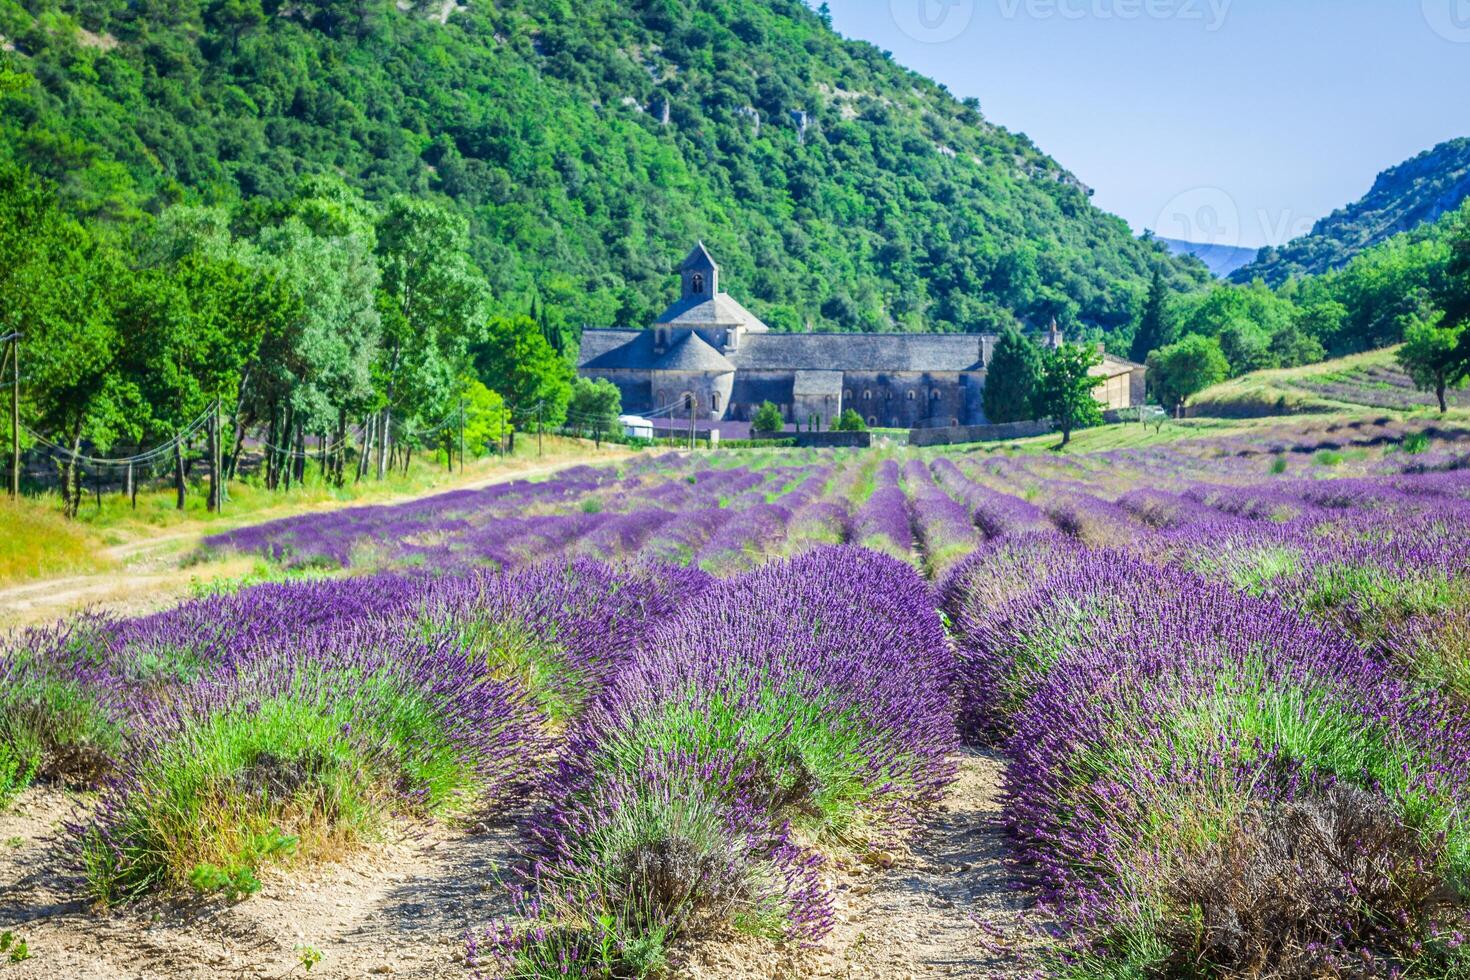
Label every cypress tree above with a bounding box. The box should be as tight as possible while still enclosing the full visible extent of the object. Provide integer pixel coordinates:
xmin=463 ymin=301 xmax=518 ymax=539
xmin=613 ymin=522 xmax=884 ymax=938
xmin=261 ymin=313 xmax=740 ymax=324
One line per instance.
xmin=982 ymin=329 xmax=1042 ymax=424
xmin=1129 ymin=265 xmax=1174 ymax=364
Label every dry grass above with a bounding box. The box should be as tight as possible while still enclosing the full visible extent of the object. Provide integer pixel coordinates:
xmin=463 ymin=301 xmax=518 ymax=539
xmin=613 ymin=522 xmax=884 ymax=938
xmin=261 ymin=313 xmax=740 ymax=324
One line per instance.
xmin=0 ymin=496 xmax=114 ymax=586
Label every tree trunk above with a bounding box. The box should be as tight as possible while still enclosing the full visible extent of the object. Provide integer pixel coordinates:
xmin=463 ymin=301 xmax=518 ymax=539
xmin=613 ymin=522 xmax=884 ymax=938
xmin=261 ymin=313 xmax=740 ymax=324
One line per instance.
xmin=227 ymin=411 xmax=249 ymax=481
xmin=266 ymin=403 xmax=279 ymax=490
xmin=207 ymin=405 xmax=220 ymax=513
xmin=174 ymin=438 xmax=186 ymax=511
xmin=294 ymin=423 xmax=306 ymax=485
xmin=357 ymin=414 xmax=373 ymax=483
xmin=59 ymin=457 xmax=74 ymax=518
xmin=282 ymin=406 xmax=295 ymax=492
xmin=377 ymin=407 xmax=390 ymax=480
xmin=1437 ymin=381 xmax=1448 ymax=414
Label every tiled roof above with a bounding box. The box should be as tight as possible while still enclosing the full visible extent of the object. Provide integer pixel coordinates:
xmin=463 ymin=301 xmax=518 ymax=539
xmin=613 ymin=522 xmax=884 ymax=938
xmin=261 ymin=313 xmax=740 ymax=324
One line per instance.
xmin=582 ymin=329 xmax=994 ymax=374
xmin=654 ymin=332 xmax=736 ymax=373
xmin=792 ymin=370 xmax=844 ymax=395
xmin=731 ymin=333 xmax=987 ymax=372
xmin=680 ymin=241 xmax=718 ymax=272
xmin=655 ymin=292 xmax=770 ymax=331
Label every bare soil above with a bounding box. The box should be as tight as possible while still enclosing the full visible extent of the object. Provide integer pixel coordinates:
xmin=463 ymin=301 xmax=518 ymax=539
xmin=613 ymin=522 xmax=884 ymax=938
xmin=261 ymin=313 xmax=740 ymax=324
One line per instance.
xmin=681 ymin=749 xmax=1042 ymax=979
xmin=0 ymin=752 xmax=1037 ymax=980
xmin=0 ymin=787 xmax=522 ymax=979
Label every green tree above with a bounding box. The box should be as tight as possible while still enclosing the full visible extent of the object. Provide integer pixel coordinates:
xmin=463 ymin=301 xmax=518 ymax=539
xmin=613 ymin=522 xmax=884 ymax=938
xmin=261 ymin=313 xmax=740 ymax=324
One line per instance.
xmin=452 ymin=377 xmax=511 ymax=459
xmin=1435 ymin=204 xmax=1470 ymax=379
xmin=1397 ymin=313 xmax=1466 ymax=413
xmin=1267 ymin=321 xmax=1325 ymax=368
xmin=1034 ymin=342 xmax=1103 ymax=446
xmin=254 ymin=211 xmax=381 ymax=487
xmin=833 ymin=408 xmax=867 ymax=432
xmin=374 ymin=195 xmax=486 ymax=469
xmin=1146 ymin=334 xmax=1230 ymax=416
xmin=473 ymin=315 xmax=574 ymax=430
xmin=751 ymin=401 xmax=785 ymax=437
xmin=567 ymin=377 xmax=622 ymax=440
xmin=1 ymin=166 xmax=141 ymax=514
xmin=982 ymin=329 xmax=1042 ymax=424
xmin=1129 ymin=265 xmax=1174 ymax=364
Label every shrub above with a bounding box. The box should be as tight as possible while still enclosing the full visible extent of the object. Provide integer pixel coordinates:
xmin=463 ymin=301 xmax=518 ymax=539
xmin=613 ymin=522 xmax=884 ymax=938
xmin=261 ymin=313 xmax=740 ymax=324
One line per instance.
xmin=77 ymin=646 xmax=545 ymax=905
xmin=751 ymin=401 xmax=785 ymax=437
xmin=0 ymin=621 xmax=128 ymax=801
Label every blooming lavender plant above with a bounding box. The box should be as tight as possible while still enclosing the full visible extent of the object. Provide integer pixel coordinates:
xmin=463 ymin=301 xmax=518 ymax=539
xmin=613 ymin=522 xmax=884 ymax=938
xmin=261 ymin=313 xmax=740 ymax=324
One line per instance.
xmin=483 ymin=547 xmax=957 ymax=975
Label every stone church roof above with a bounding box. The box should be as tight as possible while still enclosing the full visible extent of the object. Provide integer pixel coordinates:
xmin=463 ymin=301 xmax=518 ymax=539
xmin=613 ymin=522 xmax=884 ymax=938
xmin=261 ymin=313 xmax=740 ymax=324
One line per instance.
xmin=792 ymin=370 xmax=844 ymax=396
xmin=654 ymin=332 xmax=736 ymax=373
xmin=578 ymin=329 xmax=990 ymax=374
xmin=681 ymin=241 xmax=718 ymax=273
xmin=732 ymin=333 xmax=988 ymax=372
xmin=655 ymin=291 xmax=771 ymax=331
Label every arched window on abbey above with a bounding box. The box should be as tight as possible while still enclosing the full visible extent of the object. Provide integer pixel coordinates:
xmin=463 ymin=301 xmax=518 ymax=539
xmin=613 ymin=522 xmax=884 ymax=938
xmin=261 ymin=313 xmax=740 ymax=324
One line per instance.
xmin=691 ymin=273 xmax=705 ymax=295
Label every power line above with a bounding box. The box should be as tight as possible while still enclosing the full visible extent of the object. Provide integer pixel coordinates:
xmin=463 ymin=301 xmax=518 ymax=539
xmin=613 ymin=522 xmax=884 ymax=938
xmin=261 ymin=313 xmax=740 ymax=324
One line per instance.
xmin=20 ymin=408 xmax=214 ymax=467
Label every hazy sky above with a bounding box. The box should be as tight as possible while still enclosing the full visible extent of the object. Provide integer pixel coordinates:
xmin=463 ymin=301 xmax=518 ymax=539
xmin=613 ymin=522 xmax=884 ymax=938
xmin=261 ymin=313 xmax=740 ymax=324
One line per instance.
xmin=824 ymin=0 xmax=1470 ymax=249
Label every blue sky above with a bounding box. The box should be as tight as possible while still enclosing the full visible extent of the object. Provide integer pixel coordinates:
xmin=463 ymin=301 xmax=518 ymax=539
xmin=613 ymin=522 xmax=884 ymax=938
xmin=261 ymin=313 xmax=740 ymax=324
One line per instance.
xmin=824 ymin=0 xmax=1470 ymax=249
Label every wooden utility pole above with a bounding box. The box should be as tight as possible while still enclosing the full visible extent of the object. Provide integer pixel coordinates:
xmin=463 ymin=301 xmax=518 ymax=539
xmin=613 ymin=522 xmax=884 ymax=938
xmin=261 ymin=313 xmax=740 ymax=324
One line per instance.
xmin=687 ymin=394 xmax=695 ymax=451
xmin=6 ymin=333 xmax=18 ymax=497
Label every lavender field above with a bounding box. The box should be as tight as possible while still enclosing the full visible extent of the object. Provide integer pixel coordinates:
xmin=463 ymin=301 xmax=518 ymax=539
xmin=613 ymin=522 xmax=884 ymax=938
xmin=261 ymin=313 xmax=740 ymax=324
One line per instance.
xmin=4 ymin=415 xmax=1470 ymax=979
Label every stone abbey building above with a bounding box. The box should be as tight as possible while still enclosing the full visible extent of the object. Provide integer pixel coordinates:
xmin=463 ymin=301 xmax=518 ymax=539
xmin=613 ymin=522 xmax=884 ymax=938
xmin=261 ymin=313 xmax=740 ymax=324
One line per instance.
xmin=577 ymin=244 xmax=1146 ymax=430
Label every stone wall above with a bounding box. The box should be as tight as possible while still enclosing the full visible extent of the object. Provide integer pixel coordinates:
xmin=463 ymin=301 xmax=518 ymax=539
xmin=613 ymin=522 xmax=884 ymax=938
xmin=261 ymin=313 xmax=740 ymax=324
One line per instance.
xmin=791 ymin=431 xmax=873 ymax=449
xmin=907 ymin=419 xmax=1054 ymax=447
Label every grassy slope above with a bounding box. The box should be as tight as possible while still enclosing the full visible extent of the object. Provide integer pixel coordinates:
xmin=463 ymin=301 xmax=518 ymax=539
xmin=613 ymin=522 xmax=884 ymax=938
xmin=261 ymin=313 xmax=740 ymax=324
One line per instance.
xmin=1189 ymin=347 xmax=1470 ymax=419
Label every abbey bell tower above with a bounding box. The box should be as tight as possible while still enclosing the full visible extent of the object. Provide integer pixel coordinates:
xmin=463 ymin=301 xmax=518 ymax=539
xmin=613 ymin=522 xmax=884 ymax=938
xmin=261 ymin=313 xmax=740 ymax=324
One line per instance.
xmin=681 ymin=242 xmax=719 ymax=300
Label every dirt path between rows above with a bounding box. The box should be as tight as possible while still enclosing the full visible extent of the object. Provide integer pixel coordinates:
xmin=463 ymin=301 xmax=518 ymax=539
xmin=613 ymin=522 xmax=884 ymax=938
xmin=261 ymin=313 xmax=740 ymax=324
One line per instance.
xmin=684 ymin=749 xmax=1040 ymax=979
xmin=0 ymin=752 xmax=1035 ymax=979
xmin=0 ymin=787 xmax=522 ymax=979
xmin=0 ymin=453 xmax=635 ymax=631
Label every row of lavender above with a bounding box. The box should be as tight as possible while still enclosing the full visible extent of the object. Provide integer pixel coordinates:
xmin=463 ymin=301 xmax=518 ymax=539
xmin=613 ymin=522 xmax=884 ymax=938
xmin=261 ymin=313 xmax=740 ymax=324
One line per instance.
xmin=0 ymin=543 xmax=957 ymax=975
xmin=934 ymin=445 xmax=1470 ymax=975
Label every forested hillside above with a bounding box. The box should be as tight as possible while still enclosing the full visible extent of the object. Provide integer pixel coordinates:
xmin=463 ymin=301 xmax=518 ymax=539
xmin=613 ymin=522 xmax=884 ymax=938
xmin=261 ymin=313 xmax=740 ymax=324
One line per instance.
xmin=1234 ymin=138 xmax=1470 ymax=286
xmin=0 ymin=0 xmax=1207 ymax=334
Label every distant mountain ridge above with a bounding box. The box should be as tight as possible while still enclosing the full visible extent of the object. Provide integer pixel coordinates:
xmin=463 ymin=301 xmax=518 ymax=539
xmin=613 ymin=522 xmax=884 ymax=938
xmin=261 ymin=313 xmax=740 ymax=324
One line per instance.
xmin=1156 ymin=237 xmax=1257 ymax=279
xmin=1233 ymin=137 xmax=1470 ymax=286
